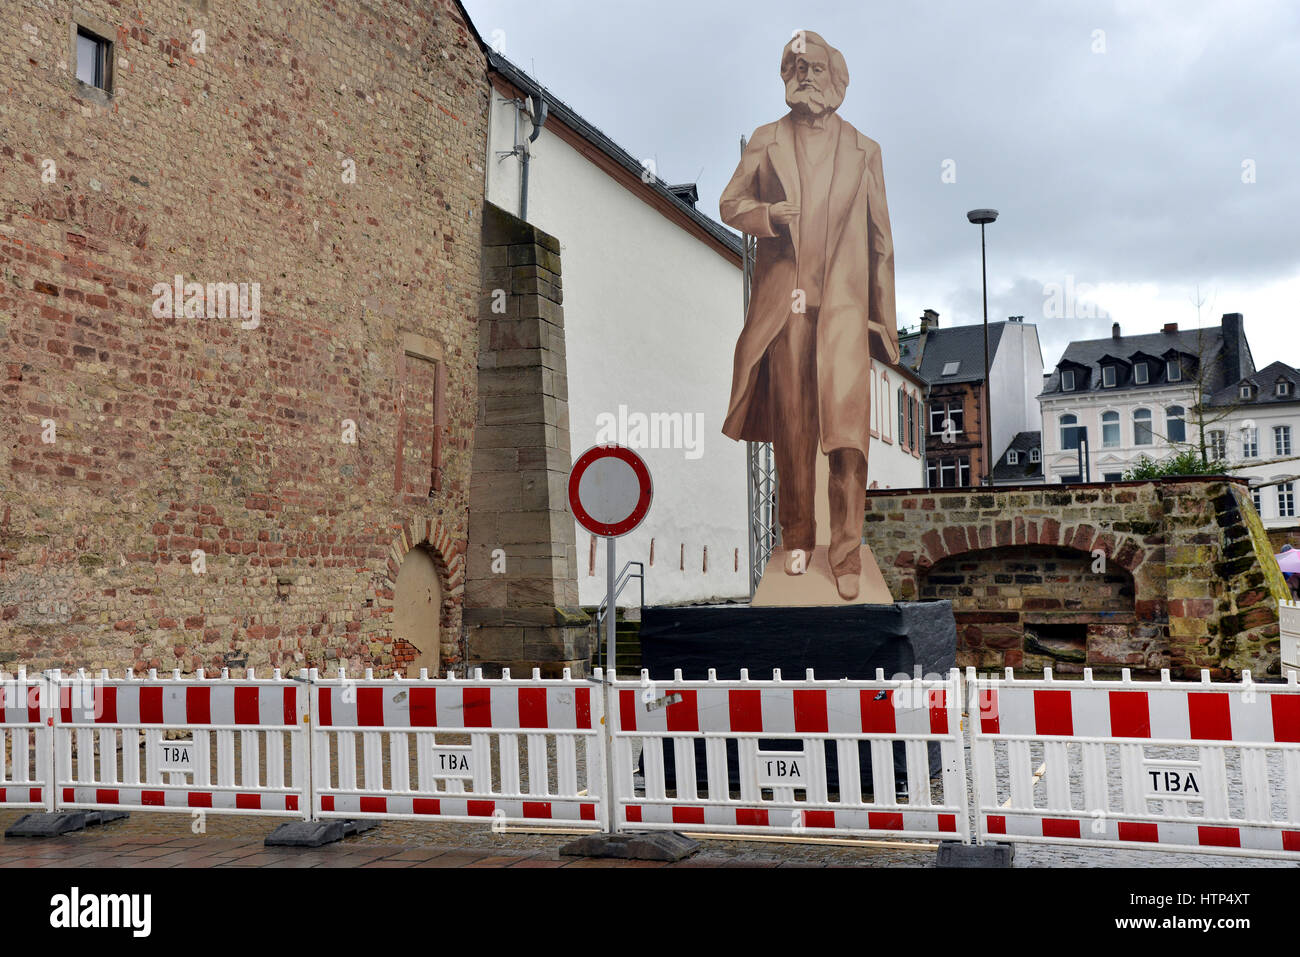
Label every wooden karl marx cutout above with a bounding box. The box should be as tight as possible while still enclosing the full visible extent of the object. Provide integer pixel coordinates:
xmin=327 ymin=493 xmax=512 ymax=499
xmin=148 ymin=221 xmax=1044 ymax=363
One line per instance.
xmin=720 ymin=30 xmax=899 ymax=605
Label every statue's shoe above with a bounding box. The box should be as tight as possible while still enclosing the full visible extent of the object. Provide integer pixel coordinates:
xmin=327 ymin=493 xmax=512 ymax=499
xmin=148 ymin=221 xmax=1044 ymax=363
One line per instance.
xmin=835 ymin=573 xmax=860 ymax=601
xmin=783 ymin=550 xmax=806 ymax=575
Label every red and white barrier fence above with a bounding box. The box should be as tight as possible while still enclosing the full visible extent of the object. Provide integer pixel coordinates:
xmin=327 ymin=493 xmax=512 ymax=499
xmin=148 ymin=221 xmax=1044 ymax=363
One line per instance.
xmin=611 ymin=667 xmax=968 ymax=843
xmin=0 ymin=670 xmax=52 ymax=811
xmin=968 ymin=666 xmax=1300 ymax=860
xmin=11 ymin=662 xmax=1300 ymax=861
xmin=309 ymin=667 xmax=603 ymax=827
xmin=51 ymin=668 xmax=310 ymax=818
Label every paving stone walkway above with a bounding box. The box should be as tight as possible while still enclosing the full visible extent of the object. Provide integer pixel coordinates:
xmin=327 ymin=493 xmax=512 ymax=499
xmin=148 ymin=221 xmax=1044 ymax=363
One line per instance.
xmin=0 ymin=810 xmax=1290 ymax=867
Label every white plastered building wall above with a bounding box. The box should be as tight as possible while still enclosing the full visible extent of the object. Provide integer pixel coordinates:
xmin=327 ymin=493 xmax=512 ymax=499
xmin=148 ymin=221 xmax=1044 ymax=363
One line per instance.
xmin=485 ymin=87 xmax=747 ymax=606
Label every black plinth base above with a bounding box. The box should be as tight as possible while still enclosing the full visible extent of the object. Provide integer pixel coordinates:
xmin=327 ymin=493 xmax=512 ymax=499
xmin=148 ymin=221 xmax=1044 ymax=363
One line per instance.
xmin=638 ymin=600 xmax=956 ymax=681
xmin=636 ymin=601 xmax=958 ymax=794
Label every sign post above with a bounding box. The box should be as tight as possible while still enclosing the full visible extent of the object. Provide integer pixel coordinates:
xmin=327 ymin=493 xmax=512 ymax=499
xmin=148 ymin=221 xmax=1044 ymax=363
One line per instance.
xmin=566 ymin=444 xmax=652 ymax=838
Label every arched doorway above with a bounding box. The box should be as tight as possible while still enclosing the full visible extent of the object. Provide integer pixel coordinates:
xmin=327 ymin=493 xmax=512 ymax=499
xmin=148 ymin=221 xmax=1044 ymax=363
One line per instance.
xmin=394 ymin=545 xmax=442 ymax=674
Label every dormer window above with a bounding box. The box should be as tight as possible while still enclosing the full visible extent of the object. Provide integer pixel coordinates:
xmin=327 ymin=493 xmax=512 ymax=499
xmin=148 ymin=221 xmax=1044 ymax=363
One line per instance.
xmin=1061 ymin=369 xmax=1076 ymax=392
xmin=1241 ymin=384 xmax=1253 ymax=399
xmin=1007 ymin=450 xmax=1019 ymax=465
xmin=1277 ymin=380 xmax=1292 ymax=398
xmin=1029 ymin=448 xmax=1041 ymax=463
xmin=1134 ymin=362 xmax=1149 ymax=385
xmin=1102 ymin=365 xmax=1116 ymax=388
xmin=1166 ymin=359 xmax=1182 ymax=382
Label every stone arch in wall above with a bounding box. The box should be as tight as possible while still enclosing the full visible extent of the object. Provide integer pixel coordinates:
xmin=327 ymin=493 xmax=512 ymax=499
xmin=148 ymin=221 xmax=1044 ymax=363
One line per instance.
xmin=920 ymin=544 xmax=1140 ymax=672
xmin=383 ymin=516 xmax=465 ymax=675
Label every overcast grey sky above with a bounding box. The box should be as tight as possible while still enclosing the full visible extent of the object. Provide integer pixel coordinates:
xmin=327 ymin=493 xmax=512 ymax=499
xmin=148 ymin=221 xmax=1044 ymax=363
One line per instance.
xmin=463 ymin=0 xmax=1300 ymax=371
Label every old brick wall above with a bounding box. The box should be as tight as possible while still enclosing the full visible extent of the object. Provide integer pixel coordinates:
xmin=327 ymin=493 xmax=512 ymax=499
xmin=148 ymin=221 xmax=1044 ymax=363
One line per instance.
xmin=864 ymin=478 xmax=1290 ymax=678
xmin=0 ymin=1 xmax=488 ymax=674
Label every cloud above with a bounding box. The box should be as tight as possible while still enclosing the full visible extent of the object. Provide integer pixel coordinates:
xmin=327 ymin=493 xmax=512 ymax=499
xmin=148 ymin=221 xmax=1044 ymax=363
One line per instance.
xmin=465 ymin=0 xmax=1300 ymax=367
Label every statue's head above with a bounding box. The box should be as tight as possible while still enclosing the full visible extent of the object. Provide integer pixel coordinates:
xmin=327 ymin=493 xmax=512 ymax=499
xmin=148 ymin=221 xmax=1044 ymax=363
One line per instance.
xmin=781 ymin=31 xmax=848 ymax=117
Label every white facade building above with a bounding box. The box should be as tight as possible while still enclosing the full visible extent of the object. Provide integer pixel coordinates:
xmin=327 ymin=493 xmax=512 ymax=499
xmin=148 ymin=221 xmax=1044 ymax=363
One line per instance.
xmin=869 ymin=359 xmax=928 ymax=490
xmin=1206 ymin=361 xmax=1300 ymax=529
xmin=486 ymin=56 xmax=746 ymax=606
xmin=1039 ymin=316 xmax=1254 ymax=485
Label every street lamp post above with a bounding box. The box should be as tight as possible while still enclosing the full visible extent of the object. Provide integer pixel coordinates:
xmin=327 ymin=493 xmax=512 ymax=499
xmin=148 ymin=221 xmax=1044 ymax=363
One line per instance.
xmin=967 ymin=208 xmax=999 ymax=486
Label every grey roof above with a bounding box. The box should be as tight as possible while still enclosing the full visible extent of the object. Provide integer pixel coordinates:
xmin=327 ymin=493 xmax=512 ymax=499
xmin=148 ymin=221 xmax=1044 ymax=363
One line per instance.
xmin=1206 ymin=360 xmax=1300 ymax=407
xmin=488 ymin=52 xmax=743 ymax=259
xmin=992 ymin=431 xmax=1043 ymax=482
xmin=1042 ymin=325 xmax=1233 ymax=396
xmin=900 ymin=322 xmax=1010 ymax=385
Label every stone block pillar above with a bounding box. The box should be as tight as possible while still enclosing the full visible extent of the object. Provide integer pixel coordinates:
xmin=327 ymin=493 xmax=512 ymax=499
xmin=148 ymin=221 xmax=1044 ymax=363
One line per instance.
xmin=464 ymin=203 xmax=589 ymax=676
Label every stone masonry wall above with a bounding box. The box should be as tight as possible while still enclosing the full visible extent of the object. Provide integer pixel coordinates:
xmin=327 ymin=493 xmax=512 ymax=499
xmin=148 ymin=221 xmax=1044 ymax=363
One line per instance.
xmin=0 ymin=1 xmax=488 ymax=675
xmin=864 ymin=478 xmax=1290 ymax=678
xmin=464 ymin=203 xmax=588 ymax=677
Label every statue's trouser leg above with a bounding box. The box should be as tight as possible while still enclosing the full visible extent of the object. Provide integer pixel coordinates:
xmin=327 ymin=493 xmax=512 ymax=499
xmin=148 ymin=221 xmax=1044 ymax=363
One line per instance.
xmin=767 ymin=312 xmax=817 ymax=554
xmin=828 ymin=448 xmax=867 ymax=577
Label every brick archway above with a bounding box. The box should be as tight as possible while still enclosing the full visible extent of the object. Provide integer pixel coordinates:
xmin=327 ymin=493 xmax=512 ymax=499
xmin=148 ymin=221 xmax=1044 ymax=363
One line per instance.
xmin=919 ymin=543 xmax=1139 ymax=672
xmin=382 ymin=516 xmax=465 ymax=671
xmin=863 ymin=480 xmax=1289 ymax=678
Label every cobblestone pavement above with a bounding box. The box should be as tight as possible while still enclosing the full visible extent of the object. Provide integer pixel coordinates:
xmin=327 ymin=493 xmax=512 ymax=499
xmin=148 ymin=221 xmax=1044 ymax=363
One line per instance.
xmin=0 ymin=810 xmax=1291 ymax=867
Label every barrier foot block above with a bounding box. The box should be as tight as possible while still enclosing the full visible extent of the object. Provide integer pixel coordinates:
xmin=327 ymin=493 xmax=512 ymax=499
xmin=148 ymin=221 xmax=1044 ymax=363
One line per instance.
xmin=935 ymin=841 xmax=1014 ymax=868
xmin=559 ymin=831 xmax=699 ymax=862
xmin=264 ymin=819 xmax=378 ymax=848
xmin=5 ymin=810 xmax=129 ymax=838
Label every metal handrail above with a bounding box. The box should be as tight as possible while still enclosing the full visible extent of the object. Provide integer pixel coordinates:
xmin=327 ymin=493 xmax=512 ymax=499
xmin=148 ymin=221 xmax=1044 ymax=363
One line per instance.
xmin=596 ymin=561 xmax=644 ymax=628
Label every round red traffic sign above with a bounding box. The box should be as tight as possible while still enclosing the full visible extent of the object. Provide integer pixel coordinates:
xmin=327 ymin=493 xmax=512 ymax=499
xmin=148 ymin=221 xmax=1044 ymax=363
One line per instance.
xmin=568 ymin=444 xmax=653 ymax=538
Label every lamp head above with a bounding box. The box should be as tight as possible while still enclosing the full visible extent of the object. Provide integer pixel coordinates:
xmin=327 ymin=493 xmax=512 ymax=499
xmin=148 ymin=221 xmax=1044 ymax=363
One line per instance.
xmin=967 ymin=208 xmax=999 ymax=225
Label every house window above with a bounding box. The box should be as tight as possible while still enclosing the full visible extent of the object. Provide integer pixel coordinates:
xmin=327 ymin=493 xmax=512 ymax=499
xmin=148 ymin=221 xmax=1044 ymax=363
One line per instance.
xmin=942 ymin=360 xmax=961 ymax=376
xmin=926 ymin=462 xmax=938 ymax=488
xmin=1103 ymin=472 xmax=1124 ymax=482
xmin=76 ymin=27 xmax=113 ymax=92
xmin=1061 ymin=369 xmax=1076 ymax=392
xmin=1007 ymin=450 xmax=1019 ymax=465
xmin=1240 ymin=384 xmax=1254 ymax=400
xmin=1243 ymin=426 xmax=1259 ymax=458
xmin=1278 ymin=381 xmax=1292 ymax=398
xmin=1166 ymin=359 xmax=1182 ymax=382
xmin=1279 ymin=482 xmax=1296 ymax=519
xmin=1252 ymin=485 xmax=1262 ymax=514
xmin=1276 ymin=425 xmax=1293 ymax=457
xmin=935 ymin=457 xmax=971 ymax=488
xmin=1030 ymin=448 xmax=1041 ymax=463
xmin=1166 ymin=406 xmax=1186 ymax=444
xmin=881 ymin=375 xmax=891 ymax=440
xmin=907 ymin=395 xmax=917 ymax=452
xmin=1134 ymin=362 xmax=1149 ymax=385
xmin=1102 ymin=366 xmax=1116 ymax=388
xmin=931 ymin=401 xmax=963 ymax=438
xmin=1208 ymin=430 xmax=1226 ymax=460
xmin=1134 ymin=408 xmax=1153 ymax=446
xmin=1101 ymin=411 xmax=1120 ymax=448
xmin=897 ymin=387 xmax=906 ymax=449
xmin=1060 ymin=413 xmax=1080 ymax=451
xmin=930 ymin=403 xmax=946 ymax=436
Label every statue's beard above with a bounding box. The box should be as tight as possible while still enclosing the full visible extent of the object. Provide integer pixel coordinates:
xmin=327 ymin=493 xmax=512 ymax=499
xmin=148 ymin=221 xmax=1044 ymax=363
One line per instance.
xmin=785 ymin=78 xmax=842 ymax=116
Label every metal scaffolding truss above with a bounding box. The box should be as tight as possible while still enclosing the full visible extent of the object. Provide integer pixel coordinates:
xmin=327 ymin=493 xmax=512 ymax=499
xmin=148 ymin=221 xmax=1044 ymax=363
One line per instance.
xmin=739 ymin=140 xmax=779 ymax=597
